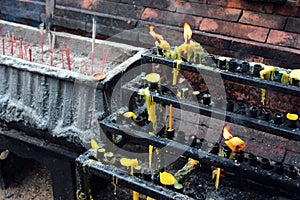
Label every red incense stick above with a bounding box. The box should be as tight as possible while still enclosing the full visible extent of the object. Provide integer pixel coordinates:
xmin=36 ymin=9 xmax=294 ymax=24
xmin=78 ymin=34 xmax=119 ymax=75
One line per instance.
xmin=19 ymin=40 xmax=23 ymax=59
xmin=85 ymin=61 xmax=88 ymax=71
xmin=101 ymin=50 xmax=108 ymax=73
xmin=29 ymin=49 xmax=32 ymax=62
xmin=50 ymin=49 xmax=54 ymax=66
xmin=66 ymin=48 xmax=71 ymax=71
xmin=60 ymin=50 xmax=65 ymax=69
xmin=24 ymin=45 xmax=28 ymax=60
xmin=11 ymin=39 xmax=14 ymax=56
xmin=91 ymin=52 xmax=94 ymax=74
xmin=2 ymin=38 xmax=5 ymax=55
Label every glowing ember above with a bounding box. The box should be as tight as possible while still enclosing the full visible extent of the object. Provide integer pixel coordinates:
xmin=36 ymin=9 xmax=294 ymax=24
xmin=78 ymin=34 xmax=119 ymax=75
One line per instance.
xmin=222 ymin=125 xmax=233 ymax=140
xmin=183 ymin=22 xmax=192 ymax=44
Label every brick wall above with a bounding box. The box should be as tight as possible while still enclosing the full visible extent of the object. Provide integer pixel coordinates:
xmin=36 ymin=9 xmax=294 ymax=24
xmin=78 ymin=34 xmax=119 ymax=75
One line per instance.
xmin=1 ymin=0 xmax=300 ymax=68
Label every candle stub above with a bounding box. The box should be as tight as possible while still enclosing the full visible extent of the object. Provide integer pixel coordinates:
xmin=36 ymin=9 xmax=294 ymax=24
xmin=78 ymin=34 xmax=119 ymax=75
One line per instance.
xmin=146 ymin=73 xmax=160 ymax=83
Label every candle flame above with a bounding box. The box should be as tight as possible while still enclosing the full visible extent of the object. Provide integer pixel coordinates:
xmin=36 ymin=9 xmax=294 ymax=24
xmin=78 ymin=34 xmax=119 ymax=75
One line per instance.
xmin=149 ymin=25 xmax=164 ymax=42
xmin=222 ymin=125 xmax=233 ymax=140
xmin=183 ymin=23 xmax=192 ymax=44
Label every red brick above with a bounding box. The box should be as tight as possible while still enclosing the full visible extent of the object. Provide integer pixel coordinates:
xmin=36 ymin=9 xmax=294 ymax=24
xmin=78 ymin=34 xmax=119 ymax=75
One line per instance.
xmin=199 ymin=18 xmax=269 ymax=42
xmin=285 ymin=17 xmax=300 ymax=34
xmin=176 ymin=3 xmax=242 ymax=22
xmin=207 ymin=0 xmax=274 ymax=13
xmin=121 ymin=0 xmax=176 ymax=11
xmin=274 ymin=1 xmax=300 ymax=17
xmin=267 ymin=30 xmax=300 ymax=49
xmin=284 ymin=151 xmax=300 ymax=168
xmin=141 ymin=8 xmax=202 ymax=29
xmin=240 ymin=11 xmax=287 ymax=29
xmin=286 ymin=140 xmax=300 ymax=153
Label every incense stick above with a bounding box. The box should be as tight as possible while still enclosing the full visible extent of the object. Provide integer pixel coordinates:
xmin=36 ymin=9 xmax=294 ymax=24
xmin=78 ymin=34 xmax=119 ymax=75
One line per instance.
xmin=51 ymin=31 xmax=56 ymax=50
xmin=19 ymin=40 xmax=23 ymax=59
xmin=50 ymin=49 xmax=54 ymax=66
xmin=29 ymin=49 xmax=32 ymax=62
xmin=11 ymin=39 xmax=14 ymax=56
xmin=40 ymin=23 xmax=44 ymax=62
xmin=60 ymin=50 xmax=65 ymax=69
xmin=66 ymin=48 xmax=71 ymax=71
xmin=91 ymin=18 xmax=96 ymax=74
xmin=101 ymin=50 xmax=108 ymax=73
xmin=1 ymin=38 xmax=4 ymax=55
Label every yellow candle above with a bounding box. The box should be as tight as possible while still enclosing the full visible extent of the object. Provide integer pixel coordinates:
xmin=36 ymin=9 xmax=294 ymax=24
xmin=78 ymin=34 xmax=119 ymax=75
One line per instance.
xmin=172 ymin=60 xmax=182 ymax=85
xmin=169 ymin=104 xmax=173 ymax=130
xmin=260 ymin=65 xmax=275 ymax=105
xmin=225 ymin=137 xmax=245 ymax=153
xmin=160 ymin=172 xmax=177 ymax=185
xmin=287 ymin=113 xmax=298 ymax=121
xmin=133 ymin=191 xmax=139 ymax=200
xmin=140 ymin=88 xmax=157 ymax=129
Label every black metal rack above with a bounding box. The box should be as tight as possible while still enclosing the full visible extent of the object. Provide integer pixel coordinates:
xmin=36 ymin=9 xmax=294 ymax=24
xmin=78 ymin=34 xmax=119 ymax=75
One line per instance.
xmin=76 ymin=151 xmax=194 ymax=200
xmin=76 ymin=51 xmax=300 ymax=199
xmin=122 ymin=82 xmax=300 ymax=141
xmin=141 ymin=53 xmax=300 ymax=96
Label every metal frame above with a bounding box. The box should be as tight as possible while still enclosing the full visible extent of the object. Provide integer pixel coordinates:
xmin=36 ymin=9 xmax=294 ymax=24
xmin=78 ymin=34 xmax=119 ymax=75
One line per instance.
xmin=0 ymin=125 xmax=84 ymax=200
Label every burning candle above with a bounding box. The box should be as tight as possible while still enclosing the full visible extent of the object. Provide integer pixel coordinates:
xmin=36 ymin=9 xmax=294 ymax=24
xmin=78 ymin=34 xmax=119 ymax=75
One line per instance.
xmin=168 ymin=104 xmax=173 ymax=131
xmin=176 ymin=23 xmax=203 ymax=63
xmin=2 ymin=38 xmax=5 ymax=55
xmin=149 ymin=25 xmax=171 ymax=57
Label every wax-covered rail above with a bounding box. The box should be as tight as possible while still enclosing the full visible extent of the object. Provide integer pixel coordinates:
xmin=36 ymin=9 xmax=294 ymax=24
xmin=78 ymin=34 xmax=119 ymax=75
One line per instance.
xmin=76 ymin=150 xmax=193 ymax=200
xmin=122 ymin=83 xmax=300 ymax=141
xmin=141 ymin=53 xmax=300 ymax=96
xmin=99 ymin=119 xmax=300 ymax=194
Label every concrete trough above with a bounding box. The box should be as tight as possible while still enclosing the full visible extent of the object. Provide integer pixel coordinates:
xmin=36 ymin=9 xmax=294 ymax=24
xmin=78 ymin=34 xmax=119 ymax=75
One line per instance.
xmin=0 ymin=20 xmax=146 ymax=147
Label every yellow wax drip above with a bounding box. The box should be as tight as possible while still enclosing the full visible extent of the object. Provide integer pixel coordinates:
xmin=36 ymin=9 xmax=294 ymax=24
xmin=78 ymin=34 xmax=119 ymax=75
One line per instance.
xmin=172 ymin=60 xmax=182 ymax=85
xmin=260 ymin=65 xmax=275 ymax=80
xmin=123 ymin=112 xmax=137 ymax=121
xmin=133 ymin=191 xmax=139 ymax=200
xmin=279 ymin=71 xmax=290 ymax=85
xmin=155 ymin=40 xmax=171 ymax=57
xmin=149 ymin=145 xmax=153 ymax=169
xmin=289 ymin=69 xmax=300 ymax=85
xmin=139 ymin=88 xmax=157 ymax=129
xmin=91 ymin=139 xmax=100 ymax=150
xmin=261 ymin=89 xmax=266 ymax=106
xmin=260 ymin=65 xmax=275 ymax=106
xmin=215 ymin=168 xmax=221 ymax=190
xmin=148 ymin=132 xmax=155 ymax=169
xmin=176 ymin=41 xmax=202 ymax=62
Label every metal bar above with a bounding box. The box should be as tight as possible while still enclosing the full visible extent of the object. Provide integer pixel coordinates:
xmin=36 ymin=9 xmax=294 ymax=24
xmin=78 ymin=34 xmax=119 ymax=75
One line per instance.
xmin=99 ymin=120 xmax=300 ymax=194
xmin=76 ymin=152 xmax=192 ymax=200
xmin=141 ymin=54 xmax=300 ymax=96
xmin=122 ymin=84 xmax=300 ymax=141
